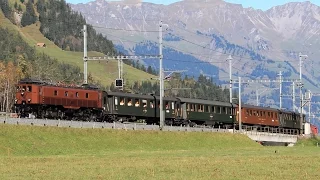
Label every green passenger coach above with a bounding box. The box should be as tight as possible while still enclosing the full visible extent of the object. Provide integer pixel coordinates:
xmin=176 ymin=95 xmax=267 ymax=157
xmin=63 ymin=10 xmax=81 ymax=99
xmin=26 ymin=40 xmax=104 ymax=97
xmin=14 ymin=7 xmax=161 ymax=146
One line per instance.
xmin=107 ymin=92 xmax=178 ymax=125
xmin=177 ymin=98 xmax=236 ymax=128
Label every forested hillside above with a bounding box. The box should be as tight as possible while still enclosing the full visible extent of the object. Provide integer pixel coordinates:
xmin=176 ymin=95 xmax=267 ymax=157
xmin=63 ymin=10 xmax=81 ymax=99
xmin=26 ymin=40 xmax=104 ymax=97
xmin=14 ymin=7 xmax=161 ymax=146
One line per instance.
xmin=36 ymin=0 xmax=116 ymax=54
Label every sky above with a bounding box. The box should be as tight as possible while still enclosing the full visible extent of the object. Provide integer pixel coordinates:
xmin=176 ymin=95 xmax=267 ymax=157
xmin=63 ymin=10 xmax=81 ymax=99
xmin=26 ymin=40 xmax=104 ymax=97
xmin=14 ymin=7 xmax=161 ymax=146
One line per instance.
xmin=66 ymin=0 xmax=320 ymax=11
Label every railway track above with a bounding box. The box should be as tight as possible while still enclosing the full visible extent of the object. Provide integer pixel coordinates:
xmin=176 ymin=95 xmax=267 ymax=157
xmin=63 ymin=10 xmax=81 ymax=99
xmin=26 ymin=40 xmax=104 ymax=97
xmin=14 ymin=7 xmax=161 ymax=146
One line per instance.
xmin=0 ymin=117 xmax=234 ymax=133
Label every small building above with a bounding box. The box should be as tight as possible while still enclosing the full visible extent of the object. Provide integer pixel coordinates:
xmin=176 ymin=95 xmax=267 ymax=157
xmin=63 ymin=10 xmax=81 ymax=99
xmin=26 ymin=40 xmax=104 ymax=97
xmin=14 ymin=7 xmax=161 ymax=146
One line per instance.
xmin=36 ymin=43 xmax=46 ymax=48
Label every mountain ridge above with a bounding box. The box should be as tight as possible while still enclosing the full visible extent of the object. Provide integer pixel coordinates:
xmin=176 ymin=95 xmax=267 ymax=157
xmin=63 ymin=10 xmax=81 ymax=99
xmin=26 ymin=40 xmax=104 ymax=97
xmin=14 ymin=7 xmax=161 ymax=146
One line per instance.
xmin=70 ymin=0 xmax=320 ymax=111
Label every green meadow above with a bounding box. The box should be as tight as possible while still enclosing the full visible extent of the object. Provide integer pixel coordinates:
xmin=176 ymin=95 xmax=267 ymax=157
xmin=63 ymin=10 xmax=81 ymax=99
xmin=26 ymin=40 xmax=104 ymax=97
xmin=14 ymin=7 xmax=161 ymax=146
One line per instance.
xmin=0 ymin=124 xmax=319 ymax=179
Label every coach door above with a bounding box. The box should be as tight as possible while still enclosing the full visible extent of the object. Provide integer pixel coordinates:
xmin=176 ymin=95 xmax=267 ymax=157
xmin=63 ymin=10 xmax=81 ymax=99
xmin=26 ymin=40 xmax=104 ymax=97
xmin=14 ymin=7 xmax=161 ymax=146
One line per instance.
xmin=181 ymin=102 xmax=187 ymax=119
xmin=107 ymin=95 xmax=116 ymax=113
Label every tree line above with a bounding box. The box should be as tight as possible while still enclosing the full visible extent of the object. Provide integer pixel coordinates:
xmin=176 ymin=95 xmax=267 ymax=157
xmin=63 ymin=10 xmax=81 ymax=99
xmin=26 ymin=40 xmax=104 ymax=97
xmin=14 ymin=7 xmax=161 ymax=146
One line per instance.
xmin=110 ymin=74 xmax=238 ymax=103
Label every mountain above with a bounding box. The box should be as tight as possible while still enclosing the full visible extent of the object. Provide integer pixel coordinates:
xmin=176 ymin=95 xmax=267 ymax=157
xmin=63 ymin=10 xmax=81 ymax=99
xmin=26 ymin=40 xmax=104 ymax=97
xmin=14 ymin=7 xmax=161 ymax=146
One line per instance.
xmin=70 ymin=0 xmax=320 ymax=106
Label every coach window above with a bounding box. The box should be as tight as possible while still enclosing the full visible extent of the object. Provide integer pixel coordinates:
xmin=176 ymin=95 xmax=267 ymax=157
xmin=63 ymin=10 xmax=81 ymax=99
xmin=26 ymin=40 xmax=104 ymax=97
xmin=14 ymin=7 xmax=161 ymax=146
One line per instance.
xmin=86 ymin=93 xmax=89 ymax=98
xmin=150 ymin=100 xmax=154 ymax=108
xmin=246 ymin=110 xmax=249 ymax=116
xmin=187 ymin=104 xmax=190 ymax=111
xmin=104 ymin=97 xmax=107 ymax=105
xmin=142 ymin=100 xmax=147 ymax=107
xmin=191 ymin=104 xmax=195 ymax=111
xmin=221 ymin=107 xmax=226 ymax=114
xmin=165 ymin=101 xmax=169 ymax=109
xmin=263 ymin=112 xmax=266 ymax=117
xmin=76 ymin=92 xmax=79 ymax=97
xmin=65 ymin=91 xmax=68 ymax=97
xmin=275 ymin=113 xmax=277 ymax=119
xmin=171 ymin=102 xmax=175 ymax=110
xmin=54 ymin=90 xmax=58 ymax=96
xmin=212 ymin=106 xmax=215 ymax=113
xmin=271 ymin=112 xmax=273 ymax=118
xmin=205 ymin=106 xmax=209 ymax=113
xmin=127 ymin=98 xmax=132 ymax=106
xmin=27 ymin=86 xmax=32 ymax=92
xmin=135 ymin=99 xmax=140 ymax=107
xmin=114 ymin=97 xmax=119 ymax=106
xmin=119 ymin=97 xmax=125 ymax=105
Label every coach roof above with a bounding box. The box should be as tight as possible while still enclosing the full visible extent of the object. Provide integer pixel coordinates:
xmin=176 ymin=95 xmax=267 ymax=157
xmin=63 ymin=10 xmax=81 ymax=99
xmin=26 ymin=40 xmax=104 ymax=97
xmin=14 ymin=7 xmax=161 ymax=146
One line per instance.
xmin=106 ymin=91 xmax=177 ymax=101
xmin=177 ymin=97 xmax=233 ymax=107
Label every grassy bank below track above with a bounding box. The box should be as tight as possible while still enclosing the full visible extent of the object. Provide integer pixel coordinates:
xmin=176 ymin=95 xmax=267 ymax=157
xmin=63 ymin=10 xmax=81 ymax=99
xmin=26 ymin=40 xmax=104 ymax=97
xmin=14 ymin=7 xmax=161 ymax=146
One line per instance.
xmin=0 ymin=124 xmax=319 ymax=179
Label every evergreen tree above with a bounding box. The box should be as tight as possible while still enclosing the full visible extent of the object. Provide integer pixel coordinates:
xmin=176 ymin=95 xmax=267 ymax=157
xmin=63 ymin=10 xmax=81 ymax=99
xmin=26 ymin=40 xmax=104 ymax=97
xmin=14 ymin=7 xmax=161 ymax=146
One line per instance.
xmin=21 ymin=0 xmax=37 ymax=27
xmin=0 ymin=0 xmax=12 ymax=20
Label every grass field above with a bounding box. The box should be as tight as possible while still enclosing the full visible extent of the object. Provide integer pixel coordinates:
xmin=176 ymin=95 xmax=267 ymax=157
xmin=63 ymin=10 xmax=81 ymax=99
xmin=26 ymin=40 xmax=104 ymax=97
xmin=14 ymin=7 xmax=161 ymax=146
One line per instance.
xmin=0 ymin=10 xmax=156 ymax=86
xmin=0 ymin=124 xmax=319 ymax=179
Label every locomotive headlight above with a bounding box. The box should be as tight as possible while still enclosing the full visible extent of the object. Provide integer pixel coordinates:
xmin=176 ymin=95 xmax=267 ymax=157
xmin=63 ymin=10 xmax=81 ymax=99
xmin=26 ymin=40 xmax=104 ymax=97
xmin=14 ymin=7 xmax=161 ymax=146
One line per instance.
xmin=103 ymin=107 xmax=106 ymax=110
xmin=15 ymin=99 xmax=18 ymax=103
xmin=28 ymin=99 xmax=31 ymax=102
xmin=21 ymin=92 xmax=24 ymax=96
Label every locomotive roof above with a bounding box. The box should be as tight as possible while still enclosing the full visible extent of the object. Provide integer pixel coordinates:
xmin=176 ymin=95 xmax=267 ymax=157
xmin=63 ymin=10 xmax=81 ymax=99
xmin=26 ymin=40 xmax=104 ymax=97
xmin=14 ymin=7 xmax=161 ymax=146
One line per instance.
xmin=176 ymin=97 xmax=233 ymax=107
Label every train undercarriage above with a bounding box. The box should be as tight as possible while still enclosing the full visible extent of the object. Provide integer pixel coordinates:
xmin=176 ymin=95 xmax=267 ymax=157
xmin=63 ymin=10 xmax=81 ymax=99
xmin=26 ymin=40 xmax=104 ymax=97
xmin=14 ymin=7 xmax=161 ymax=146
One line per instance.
xmin=14 ymin=104 xmax=105 ymax=122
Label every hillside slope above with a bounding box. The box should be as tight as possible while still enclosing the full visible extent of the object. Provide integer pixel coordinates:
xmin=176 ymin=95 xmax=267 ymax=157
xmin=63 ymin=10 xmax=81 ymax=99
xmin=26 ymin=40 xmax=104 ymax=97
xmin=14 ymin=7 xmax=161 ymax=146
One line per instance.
xmin=0 ymin=0 xmax=156 ymax=87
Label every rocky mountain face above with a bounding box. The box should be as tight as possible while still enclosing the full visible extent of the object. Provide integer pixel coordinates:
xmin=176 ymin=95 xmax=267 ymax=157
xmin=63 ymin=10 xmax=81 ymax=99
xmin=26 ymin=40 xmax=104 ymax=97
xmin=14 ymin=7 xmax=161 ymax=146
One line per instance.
xmin=70 ymin=0 xmax=320 ymax=109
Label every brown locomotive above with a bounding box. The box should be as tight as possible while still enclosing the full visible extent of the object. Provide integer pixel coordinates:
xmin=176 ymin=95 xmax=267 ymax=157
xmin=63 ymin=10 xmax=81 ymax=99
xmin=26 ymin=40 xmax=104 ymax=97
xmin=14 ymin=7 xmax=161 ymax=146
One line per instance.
xmin=15 ymin=79 xmax=106 ymax=120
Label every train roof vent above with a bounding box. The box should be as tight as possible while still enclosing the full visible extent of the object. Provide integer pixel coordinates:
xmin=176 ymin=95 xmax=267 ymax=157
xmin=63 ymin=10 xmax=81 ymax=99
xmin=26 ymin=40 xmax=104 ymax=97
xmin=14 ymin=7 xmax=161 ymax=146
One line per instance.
xmin=81 ymin=84 xmax=99 ymax=90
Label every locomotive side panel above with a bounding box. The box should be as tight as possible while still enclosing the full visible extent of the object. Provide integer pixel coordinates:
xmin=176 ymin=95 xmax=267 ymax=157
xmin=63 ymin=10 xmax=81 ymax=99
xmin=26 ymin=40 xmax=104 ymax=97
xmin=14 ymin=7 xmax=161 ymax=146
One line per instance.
xmin=41 ymin=86 xmax=101 ymax=109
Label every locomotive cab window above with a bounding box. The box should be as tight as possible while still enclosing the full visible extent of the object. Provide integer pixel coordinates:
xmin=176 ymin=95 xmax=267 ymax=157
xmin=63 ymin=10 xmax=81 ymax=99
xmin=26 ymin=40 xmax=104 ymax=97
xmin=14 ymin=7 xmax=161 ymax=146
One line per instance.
xmin=76 ymin=92 xmax=79 ymax=97
xmin=150 ymin=100 xmax=154 ymax=108
xmin=86 ymin=93 xmax=89 ymax=98
xmin=54 ymin=90 xmax=58 ymax=96
xmin=27 ymin=86 xmax=32 ymax=92
xmin=65 ymin=91 xmax=68 ymax=97
xmin=120 ymin=97 xmax=125 ymax=105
